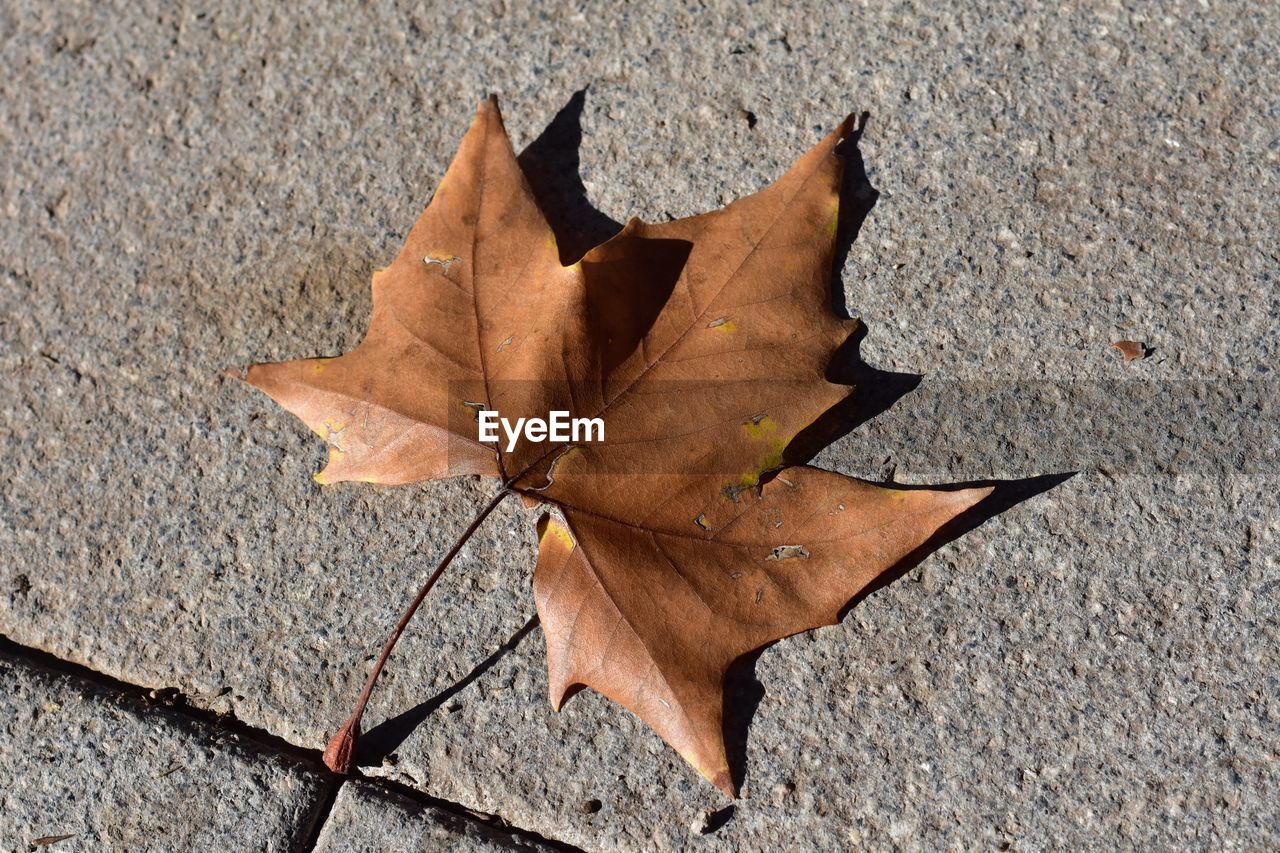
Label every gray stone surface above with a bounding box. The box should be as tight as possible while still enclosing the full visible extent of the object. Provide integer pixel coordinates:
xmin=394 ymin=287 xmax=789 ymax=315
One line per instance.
xmin=1 ymin=0 xmax=1277 ymax=849
xmin=314 ymin=780 xmax=558 ymax=851
xmin=0 ymin=655 xmax=327 ymax=851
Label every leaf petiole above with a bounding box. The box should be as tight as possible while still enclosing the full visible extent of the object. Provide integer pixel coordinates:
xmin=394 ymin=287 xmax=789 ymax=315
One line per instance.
xmin=323 ymin=484 xmax=514 ymax=774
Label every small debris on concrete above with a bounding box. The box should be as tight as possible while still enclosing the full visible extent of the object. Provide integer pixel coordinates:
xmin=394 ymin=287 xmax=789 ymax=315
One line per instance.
xmin=1112 ymin=340 xmax=1148 ymax=362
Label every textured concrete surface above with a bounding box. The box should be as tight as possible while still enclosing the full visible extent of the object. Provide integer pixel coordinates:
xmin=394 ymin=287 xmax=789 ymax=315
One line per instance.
xmin=1 ymin=0 xmax=1277 ymax=849
xmin=0 ymin=655 xmax=327 ymax=851
xmin=314 ymin=781 xmax=559 ymax=851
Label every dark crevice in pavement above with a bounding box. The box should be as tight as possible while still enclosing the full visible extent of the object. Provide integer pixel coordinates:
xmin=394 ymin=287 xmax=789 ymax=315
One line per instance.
xmin=298 ymin=779 xmax=344 ymax=853
xmin=347 ymin=772 xmax=585 ymax=852
xmin=0 ymin=634 xmax=580 ymax=851
xmin=0 ymin=633 xmax=323 ymax=771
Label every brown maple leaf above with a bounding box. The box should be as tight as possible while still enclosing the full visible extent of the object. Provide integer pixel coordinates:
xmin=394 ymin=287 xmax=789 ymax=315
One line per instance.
xmin=241 ymin=97 xmax=991 ymax=795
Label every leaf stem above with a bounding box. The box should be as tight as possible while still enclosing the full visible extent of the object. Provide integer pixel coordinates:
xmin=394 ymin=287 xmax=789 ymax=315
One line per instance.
xmin=323 ymin=484 xmax=514 ymax=774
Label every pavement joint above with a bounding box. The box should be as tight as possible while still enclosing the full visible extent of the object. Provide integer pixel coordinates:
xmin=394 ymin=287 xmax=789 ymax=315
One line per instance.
xmin=0 ymin=634 xmax=578 ymax=851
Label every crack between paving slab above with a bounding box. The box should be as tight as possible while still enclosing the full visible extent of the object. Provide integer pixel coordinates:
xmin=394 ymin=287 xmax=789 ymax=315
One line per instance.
xmin=298 ymin=778 xmax=343 ymax=853
xmin=0 ymin=634 xmax=322 ymax=768
xmin=0 ymin=634 xmax=582 ymax=852
xmin=343 ymin=773 xmax=582 ymax=852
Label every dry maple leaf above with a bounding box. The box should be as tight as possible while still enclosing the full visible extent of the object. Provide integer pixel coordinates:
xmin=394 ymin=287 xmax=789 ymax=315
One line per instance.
xmin=241 ymin=97 xmax=991 ymax=795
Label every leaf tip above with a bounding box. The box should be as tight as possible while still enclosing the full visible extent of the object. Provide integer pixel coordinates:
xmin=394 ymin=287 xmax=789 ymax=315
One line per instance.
xmin=477 ymin=93 xmax=502 ymax=120
xmin=836 ymin=111 xmax=858 ymax=140
xmin=968 ymin=484 xmax=996 ymax=504
xmin=686 ymin=750 xmax=736 ymax=797
xmin=547 ymin=678 xmax=574 ymax=712
xmin=947 ymin=484 xmax=994 ymax=515
xmin=711 ymin=769 xmax=738 ymax=799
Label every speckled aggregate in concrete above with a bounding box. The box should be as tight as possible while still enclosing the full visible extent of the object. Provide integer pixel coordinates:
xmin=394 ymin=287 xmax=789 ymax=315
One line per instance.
xmin=0 ymin=656 xmax=327 ymax=851
xmin=313 ymin=780 xmax=558 ymax=851
xmin=1 ymin=0 xmax=1276 ymax=849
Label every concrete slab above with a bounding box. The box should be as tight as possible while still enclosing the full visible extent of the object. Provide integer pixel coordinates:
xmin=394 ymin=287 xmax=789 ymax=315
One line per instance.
xmin=0 ymin=655 xmax=327 ymax=851
xmin=1 ymin=0 xmax=1276 ymax=848
xmin=314 ymin=780 xmax=559 ymax=852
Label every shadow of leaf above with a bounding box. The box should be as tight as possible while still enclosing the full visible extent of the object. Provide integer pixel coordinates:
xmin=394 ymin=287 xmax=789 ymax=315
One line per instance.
xmin=518 ymin=87 xmax=621 ymax=264
xmin=722 ymin=472 xmax=1076 ymax=792
xmin=357 ymin=615 xmax=541 ymax=768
